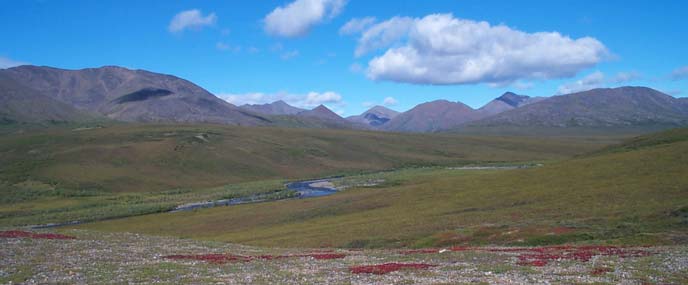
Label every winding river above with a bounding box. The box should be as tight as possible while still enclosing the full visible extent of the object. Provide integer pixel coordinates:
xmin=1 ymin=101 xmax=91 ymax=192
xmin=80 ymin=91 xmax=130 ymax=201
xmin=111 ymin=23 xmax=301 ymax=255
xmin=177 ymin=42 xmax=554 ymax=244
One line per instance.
xmin=170 ymin=178 xmax=340 ymax=212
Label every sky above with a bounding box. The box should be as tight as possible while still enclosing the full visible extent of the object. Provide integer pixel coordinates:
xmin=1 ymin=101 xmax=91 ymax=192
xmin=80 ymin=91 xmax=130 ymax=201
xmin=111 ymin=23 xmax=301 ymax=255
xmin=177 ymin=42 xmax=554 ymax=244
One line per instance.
xmin=1 ymin=0 xmax=687 ymax=116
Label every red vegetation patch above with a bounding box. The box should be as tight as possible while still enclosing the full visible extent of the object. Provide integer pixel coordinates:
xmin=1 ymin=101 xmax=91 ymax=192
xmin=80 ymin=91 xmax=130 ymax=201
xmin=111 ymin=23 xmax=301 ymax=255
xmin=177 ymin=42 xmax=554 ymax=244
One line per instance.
xmin=164 ymin=252 xmax=346 ymax=264
xmin=256 ymin=253 xmax=347 ymax=260
xmin=0 ymin=230 xmax=76 ymax=240
xmin=591 ymin=267 xmax=613 ymax=275
xmin=350 ymin=263 xmax=436 ymax=275
xmin=303 ymin=253 xmax=346 ymax=260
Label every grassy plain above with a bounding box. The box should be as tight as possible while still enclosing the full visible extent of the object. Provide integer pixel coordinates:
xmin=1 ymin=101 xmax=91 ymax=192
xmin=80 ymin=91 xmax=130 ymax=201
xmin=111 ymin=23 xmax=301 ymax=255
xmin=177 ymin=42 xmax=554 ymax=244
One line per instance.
xmin=0 ymin=123 xmax=623 ymax=227
xmin=78 ymin=128 xmax=688 ymax=248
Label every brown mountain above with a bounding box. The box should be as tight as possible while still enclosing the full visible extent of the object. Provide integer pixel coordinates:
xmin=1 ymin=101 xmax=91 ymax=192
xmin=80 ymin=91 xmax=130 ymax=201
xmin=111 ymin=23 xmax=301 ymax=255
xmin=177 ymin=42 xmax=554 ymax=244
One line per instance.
xmin=240 ymin=100 xmax=306 ymax=115
xmin=0 ymin=65 xmax=270 ymax=125
xmin=477 ymin=92 xmax=545 ymax=117
xmin=0 ymin=73 xmax=97 ymax=123
xmin=346 ymin=105 xmax=399 ymax=128
xmin=384 ymin=100 xmax=480 ymax=132
xmin=291 ymin=105 xmax=361 ymax=129
xmin=469 ymin=87 xmax=688 ymax=128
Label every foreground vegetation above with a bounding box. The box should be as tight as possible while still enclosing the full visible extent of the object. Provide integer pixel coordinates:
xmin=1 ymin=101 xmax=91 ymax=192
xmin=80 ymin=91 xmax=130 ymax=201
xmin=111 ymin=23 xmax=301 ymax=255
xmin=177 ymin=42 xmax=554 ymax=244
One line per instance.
xmin=79 ymin=128 xmax=688 ymax=248
xmin=2 ymin=230 xmax=686 ymax=284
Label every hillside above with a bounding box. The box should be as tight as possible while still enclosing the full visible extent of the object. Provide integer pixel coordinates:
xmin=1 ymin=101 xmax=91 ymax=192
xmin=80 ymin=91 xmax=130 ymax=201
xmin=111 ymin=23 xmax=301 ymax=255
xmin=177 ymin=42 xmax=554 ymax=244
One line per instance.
xmin=469 ymin=87 xmax=688 ymax=128
xmin=79 ymin=127 xmax=688 ymax=248
xmin=0 ymin=73 xmax=98 ymax=124
xmin=0 ymin=65 xmax=270 ymax=125
xmin=0 ymin=124 xmax=612 ymax=195
xmin=383 ymin=100 xmax=480 ymax=132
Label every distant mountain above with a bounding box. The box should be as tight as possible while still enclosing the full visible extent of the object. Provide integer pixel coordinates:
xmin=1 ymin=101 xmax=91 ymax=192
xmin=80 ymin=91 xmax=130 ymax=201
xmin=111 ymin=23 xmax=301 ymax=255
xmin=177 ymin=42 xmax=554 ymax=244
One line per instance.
xmin=0 ymin=65 xmax=270 ymax=125
xmin=346 ymin=105 xmax=399 ymax=128
xmin=0 ymin=73 xmax=97 ymax=123
xmin=241 ymin=100 xmax=305 ymax=115
xmin=478 ymin=92 xmax=545 ymax=117
xmin=469 ymin=87 xmax=688 ymax=128
xmin=383 ymin=100 xmax=480 ymax=132
xmin=291 ymin=105 xmax=359 ymax=129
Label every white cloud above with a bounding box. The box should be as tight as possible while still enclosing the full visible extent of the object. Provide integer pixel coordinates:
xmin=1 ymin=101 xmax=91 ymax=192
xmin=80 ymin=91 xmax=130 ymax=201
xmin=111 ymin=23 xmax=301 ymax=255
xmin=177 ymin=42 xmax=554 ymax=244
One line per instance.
xmin=671 ymin=66 xmax=688 ymax=80
xmin=611 ymin=71 xmax=641 ymax=83
xmin=382 ymin=96 xmax=398 ymax=106
xmin=355 ymin=16 xmax=414 ymax=56
xmin=556 ymin=71 xmax=605 ymax=95
xmin=339 ymin=17 xmax=376 ymax=35
xmin=168 ymin=9 xmax=217 ymax=33
xmin=555 ymin=70 xmax=643 ymax=95
xmin=356 ymin=14 xmax=608 ymax=85
xmin=0 ymin=56 xmax=28 ymax=69
xmin=217 ymin=91 xmax=345 ymax=111
xmin=264 ymin=0 xmax=347 ymax=38
xmin=304 ymin=91 xmax=342 ymax=107
xmin=218 ymin=92 xmax=268 ymax=105
xmin=361 ymin=101 xmax=375 ymax=108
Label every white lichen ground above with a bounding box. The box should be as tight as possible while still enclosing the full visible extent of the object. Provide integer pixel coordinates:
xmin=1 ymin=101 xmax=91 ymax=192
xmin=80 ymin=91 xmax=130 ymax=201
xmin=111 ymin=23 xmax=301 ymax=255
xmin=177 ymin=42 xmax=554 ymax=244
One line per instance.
xmin=1 ymin=230 xmax=686 ymax=284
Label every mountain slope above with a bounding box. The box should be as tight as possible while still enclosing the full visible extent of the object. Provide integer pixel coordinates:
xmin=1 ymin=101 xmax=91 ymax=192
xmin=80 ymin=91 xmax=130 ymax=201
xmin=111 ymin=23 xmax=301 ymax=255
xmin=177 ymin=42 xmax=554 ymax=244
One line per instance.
xmin=0 ymin=65 xmax=270 ymax=125
xmin=0 ymin=73 xmax=97 ymax=123
xmin=346 ymin=105 xmax=399 ymax=128
xmin=470 ymin=87 xmax=688 ymax=128
xmin=478 ymin=92 xmax=545 ymax=117
xmin=384 ymin=100 xmax=480 ymax=132
xmin=240 ymin=100 xmax=305 ymax=115
xmin=292 ymin=105 xmax=360 ymax=129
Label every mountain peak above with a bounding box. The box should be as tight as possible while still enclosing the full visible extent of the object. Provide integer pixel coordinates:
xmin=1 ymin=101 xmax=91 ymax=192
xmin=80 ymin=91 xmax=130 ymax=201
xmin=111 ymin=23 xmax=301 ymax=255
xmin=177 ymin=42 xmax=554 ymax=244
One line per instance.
xmin=496 ymin=92 xmax=530 ymax=107
xmin=239 ymin=100 xmax=305 ymax=115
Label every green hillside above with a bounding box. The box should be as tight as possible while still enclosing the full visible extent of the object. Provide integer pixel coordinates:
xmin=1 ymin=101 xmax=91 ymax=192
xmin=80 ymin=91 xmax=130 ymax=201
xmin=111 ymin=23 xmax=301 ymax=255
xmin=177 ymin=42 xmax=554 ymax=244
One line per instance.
xmin=79 ymin=128 xmax=688 ymax=248
xmin=0 ymin=124 xmax=610 ymax=194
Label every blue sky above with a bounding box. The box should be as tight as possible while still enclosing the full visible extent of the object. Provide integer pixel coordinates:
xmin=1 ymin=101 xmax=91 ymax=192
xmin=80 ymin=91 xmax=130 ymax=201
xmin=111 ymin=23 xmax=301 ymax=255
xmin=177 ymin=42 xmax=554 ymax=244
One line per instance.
xmin=1 ymin=0 xmax=687 ymax=116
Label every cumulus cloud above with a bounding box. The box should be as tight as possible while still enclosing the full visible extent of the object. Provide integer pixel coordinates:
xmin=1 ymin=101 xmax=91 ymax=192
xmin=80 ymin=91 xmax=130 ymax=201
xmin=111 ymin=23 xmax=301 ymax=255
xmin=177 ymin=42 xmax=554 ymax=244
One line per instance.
xmin=0 ymin=56 xmax=28 ymax=69
xmin=382 ymin=96 xmax=398 ymax=106
xmin=264 ymin=0 xmax=347 ymax=38
xmin=217 ymin=90 xmax=345 ymax=111
xmin=339 ymin=17 xmax=376 ymax=35
xmin=556 ymin=71 xmax=605 ymax=95
xmin=355 ymin=14 xmax=608 ymax=85
xmin=168 ymin=9 xmax=217 ymax=33
xmin=671 ymin=66 xmax=688 ymax=80
xmin=355 ymin=16 xmax=414 ymax=56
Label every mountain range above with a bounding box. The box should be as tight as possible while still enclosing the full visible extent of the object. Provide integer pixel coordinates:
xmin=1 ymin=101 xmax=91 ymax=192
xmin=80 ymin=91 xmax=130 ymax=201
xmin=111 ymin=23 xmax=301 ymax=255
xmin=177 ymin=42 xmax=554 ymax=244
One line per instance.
xmin=2 ymin=65 xmax=687 ymax=133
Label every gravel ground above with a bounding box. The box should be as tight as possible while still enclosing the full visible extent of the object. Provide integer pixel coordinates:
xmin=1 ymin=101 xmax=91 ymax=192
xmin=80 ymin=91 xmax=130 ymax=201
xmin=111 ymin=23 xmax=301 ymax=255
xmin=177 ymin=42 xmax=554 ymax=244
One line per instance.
xmin=1 ymin=230 xmax=687 ymax=284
